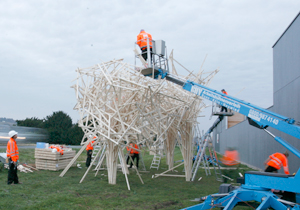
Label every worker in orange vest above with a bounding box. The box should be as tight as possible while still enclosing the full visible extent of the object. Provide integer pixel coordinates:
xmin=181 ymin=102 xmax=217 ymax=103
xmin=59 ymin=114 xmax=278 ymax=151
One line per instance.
xmin=6 ymin=130 xmax=21 ymax=185
xmin=264 ymin=151 xmax=290 ymax=174
xmin=129 ymin=143 xmax=140 ymax=169
xmin=137 ymin=29 xmax=153 ymax=62
xmin=86 ymin=136 xmax=96 ymax=167
xmin=126 ymin=142 xmax=134 ymax=166
xmin=50 ymin=145 xmax=64 ymax=155
xmin=221 ymin=148 xmax=239 ymax=166
xmin=220 ymin=89 xmax=228 ymax=112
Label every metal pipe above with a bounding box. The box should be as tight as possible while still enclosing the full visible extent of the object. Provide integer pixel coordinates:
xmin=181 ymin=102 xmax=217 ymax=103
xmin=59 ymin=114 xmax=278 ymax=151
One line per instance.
xmin=146 ymin=38 xmax=151 ymax=67
xmin=277 ymin=198 xmax=296 ymax=207
xmin=263 ymin=129 xmax=300 ymax=159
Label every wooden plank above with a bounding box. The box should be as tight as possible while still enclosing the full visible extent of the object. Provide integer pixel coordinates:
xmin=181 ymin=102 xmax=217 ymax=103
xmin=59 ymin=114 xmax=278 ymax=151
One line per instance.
xmin=35 ymin=158 xmax=76 ymax=171
xmin=34 ymin=148 xmax=76 ymax=160
xmin=153 ymin=174 xmax=185 ymax=177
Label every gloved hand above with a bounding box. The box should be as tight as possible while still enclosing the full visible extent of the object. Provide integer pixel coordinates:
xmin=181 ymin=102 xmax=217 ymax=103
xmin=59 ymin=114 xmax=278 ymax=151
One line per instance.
xmin=9 ymin=159 xmax=13 ymax=167
xmin=14 ymin=161 xmax=18 ymax=170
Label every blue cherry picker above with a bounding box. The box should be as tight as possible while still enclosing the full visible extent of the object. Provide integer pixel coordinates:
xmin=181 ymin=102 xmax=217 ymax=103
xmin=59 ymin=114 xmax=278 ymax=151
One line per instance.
xmin=136 ymin=39 xmax=300 ymax=209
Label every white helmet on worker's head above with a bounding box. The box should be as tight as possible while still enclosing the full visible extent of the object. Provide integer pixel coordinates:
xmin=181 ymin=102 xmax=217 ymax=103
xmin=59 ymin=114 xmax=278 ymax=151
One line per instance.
xmin=8 ymin=130 xmax=18 ymax=138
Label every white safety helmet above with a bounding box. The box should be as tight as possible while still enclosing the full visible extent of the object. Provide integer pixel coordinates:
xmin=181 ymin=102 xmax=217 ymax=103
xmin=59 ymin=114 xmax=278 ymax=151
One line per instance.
xmin=8 ymin=130 xmax=18 ymax=138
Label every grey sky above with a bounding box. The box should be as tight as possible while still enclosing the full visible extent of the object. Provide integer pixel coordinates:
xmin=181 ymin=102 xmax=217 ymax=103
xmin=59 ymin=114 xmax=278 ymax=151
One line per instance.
xmin=1 ymin=1 xmax=299 ymax=132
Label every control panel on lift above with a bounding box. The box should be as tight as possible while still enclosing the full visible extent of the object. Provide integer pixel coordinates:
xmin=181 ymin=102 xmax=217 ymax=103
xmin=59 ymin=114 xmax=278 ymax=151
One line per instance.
xmin=136 ymin=39 xmax=169 ymax=79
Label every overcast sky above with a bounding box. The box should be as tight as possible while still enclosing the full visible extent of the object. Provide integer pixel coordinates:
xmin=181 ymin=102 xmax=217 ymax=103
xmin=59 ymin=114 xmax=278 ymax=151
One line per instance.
xmin=1 ymin=1 xmax=299 ymax=131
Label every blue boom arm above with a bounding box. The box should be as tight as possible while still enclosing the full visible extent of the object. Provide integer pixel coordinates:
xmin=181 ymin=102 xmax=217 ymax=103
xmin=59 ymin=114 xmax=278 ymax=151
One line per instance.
xmin=140 ymin=69 xmax=300 ymax=209
xmin=182 ymin=80 xmax=300 ymax=160
xmin=183 ymin=80 xmax=300 ymax=139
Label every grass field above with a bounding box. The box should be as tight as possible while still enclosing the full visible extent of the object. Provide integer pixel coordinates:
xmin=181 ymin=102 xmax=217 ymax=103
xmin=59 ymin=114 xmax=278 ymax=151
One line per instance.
xmin=0 ymin=147 xmax=254 ymax=210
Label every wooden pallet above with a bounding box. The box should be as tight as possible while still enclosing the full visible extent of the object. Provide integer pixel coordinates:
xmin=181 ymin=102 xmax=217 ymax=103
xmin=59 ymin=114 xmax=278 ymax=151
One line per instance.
xmin=35 ymin=148 xmax=75 ymax=160
xmin=35 ymin=148 xmax=76 ymax=171
xmin=35 ymin=158 xmax=76 ymax=171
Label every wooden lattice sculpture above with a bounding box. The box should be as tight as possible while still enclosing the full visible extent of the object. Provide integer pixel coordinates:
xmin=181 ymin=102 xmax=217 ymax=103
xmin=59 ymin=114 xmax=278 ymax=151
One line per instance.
xmin=60 ymin=53 xmax=218 ymax=188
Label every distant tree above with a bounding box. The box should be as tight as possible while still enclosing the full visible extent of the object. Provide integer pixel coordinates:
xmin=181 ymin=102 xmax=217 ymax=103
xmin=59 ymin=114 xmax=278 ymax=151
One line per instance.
xmin=67 ymin=123 xmax=84 ymax=145
xmin=44 ymin=111 xmax=73 ymax=144
xmin=44 ymin=111 xmax=72 ymax=130
xmin=16 ymin=111 xmax=83 ymax=145
xmin=16 ymin=117 xmax=44 ymax=128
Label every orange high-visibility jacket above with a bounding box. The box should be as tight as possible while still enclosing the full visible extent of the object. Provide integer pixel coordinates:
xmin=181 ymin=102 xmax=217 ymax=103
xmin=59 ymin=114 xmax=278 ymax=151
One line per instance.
xmin=86 ymin=141 xmax=95 ymax=151
xmin=50 ymin=145 xmax=64 ymax=155
xmin=221 ymin=150 xmax=239 ymax=166
xmin=86 ymin=136 xmax=96 ymax=151
xmin=222 ymin=91 xmax=228 ymax=95
xmin=7 ymin=138 xmax=19 ymax=162
xmin=267 ymin=152 xmax=289 ymax=174
xmin=126 ymin=143 xmax=134 ymax=154
xmin=137 ymin=31 xmax=152 ymax=49
xmin=132 ymin=144 xmax=139 ymax=154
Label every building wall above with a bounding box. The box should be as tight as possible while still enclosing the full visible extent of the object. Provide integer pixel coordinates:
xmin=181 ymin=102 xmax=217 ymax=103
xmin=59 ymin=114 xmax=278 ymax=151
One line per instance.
xmin=227 ymin=111 xmax=245 ymax=129
xmin=214 ymin=12 xmax=300 ymax=173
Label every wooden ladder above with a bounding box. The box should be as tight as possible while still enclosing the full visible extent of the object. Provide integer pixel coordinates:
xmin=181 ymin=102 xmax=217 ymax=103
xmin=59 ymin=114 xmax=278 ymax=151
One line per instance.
xmin=207 ymin=136 xmax=223 ymax=182
xmin=91 ymin=144 xmax=101 ymax=165
xmin=150 ymin=154 xmax=161 ymax=170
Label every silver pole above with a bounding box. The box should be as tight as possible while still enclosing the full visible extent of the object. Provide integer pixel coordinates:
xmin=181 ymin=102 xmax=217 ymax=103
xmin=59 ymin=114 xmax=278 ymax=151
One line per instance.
xmin=146 ymin=38 xmax=151 ymax=67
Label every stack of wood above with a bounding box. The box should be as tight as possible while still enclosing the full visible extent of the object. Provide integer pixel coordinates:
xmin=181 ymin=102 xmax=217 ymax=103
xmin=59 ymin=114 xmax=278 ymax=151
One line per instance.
xmin=35 ymin=146 xmax=76 ymax=171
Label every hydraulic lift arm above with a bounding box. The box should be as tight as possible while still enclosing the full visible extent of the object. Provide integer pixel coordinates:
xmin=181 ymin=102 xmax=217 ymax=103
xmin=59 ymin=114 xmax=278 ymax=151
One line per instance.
xmin=140 ymin=68 xmax=300 ymax=209
xmin=183 ymin=80 xmax=300 ymax=139
xmin=148 ymin=70 xmax=300 ymax=157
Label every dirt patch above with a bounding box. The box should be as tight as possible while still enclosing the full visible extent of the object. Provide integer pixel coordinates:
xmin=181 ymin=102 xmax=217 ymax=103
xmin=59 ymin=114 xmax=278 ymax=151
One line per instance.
xmin=119 ymin=193 xmax=128 ymax=199
xmin=105 ymin=193 xmax=117 ymax=199
xmin=152 ymin=200 xmax=179 ymax=210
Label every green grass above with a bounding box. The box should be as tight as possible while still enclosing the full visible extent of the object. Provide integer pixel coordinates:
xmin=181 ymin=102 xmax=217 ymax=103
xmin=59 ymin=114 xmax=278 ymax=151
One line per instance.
xmin=0 ymin=147 xmax=254 ymax=210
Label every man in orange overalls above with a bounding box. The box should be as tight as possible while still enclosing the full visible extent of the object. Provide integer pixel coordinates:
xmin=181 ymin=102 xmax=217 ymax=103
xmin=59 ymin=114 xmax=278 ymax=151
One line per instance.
xmin=264 ymin=151 xmax=289 ymax=174
xmin=137 ymin=29 xmax=153 ymax=62
xmin=220 ymin=89 xmax=228 ymax=112
xmin=126 ymin=142 xmax=134 ymax=166
xmin=129 ymin=144 xmax=140 ymax=169
xmin=221 ymin=149 xmax=239 ymax=166
xmin=7 ymin=130 xmax=21 ymax=185
xmin=86 ymin=136 xmax=96 ymax=167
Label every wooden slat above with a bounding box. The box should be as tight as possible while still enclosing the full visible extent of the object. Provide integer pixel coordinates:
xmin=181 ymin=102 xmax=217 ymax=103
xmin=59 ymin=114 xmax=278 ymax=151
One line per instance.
xmin=35 ymin=158 xmax=76 ymax=171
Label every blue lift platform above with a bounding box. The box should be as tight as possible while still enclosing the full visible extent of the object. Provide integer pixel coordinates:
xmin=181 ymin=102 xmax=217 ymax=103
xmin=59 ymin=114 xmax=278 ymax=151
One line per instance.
xmin=139 ymin=58 xmax=300 ymax=209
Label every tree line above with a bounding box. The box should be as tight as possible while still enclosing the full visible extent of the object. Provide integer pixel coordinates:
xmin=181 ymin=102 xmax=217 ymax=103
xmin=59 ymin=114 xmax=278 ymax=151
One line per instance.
xmin=16 ymin=111 xmax=83 ymax=145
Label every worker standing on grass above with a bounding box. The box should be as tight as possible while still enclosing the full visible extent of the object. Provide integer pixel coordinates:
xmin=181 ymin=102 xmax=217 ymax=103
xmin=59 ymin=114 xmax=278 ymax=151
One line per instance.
xmin=137 ymin=29 xmax=153 ymax=62
xmin=264 ymin=151 xmax=290 ymax=174
xmin=86 ymin=136 xmax=96 ymax=167
xmin=129 ymin=143 xmax=140 ymax=169
xmin=7 ymin=130 xmax=21 ymax=185
xmin=220 ymin=89 xmax=228 ymax=112
xmin=221 ymin=148 xmax=239 ymax=166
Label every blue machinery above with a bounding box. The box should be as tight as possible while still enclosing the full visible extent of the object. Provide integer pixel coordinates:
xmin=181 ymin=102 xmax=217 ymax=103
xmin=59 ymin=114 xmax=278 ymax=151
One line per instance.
xmin=140 ymin=67 xmax=300 ymax=209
